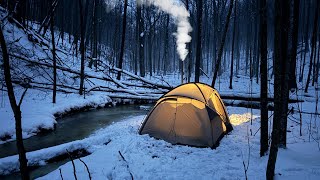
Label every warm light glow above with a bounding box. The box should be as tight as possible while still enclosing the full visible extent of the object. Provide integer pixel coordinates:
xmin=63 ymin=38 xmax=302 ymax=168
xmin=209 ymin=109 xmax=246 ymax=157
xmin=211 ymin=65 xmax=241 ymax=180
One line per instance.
xmin=229 ymin=113 xmax=259 ymax=126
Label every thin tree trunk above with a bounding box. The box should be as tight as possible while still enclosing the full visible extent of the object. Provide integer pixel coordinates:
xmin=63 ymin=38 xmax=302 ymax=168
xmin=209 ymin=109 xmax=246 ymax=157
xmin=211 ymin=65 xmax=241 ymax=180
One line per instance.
xmin=1 ymin=25 xmax=30 ymax=180
xmin=186 ymin=0 xmax=192 ymax=83
xmin=78 ymin=0 xmax=85 ymax=95
xmin=229 ymin=0 xmax=237 ymax=89
xmin=299 ymin=0 xmax=311 ymax=82
xmin=312 ymin=39 xmax=319 ymax=86
xmin=163 ymin=15 xmax=169 ymax=76
xmin=117 ymin=0 xmax=128 ymax=80
xmin=137 ymin=1 xmax=145 ymax=77
xmin=50 ymin=10 xmax=56 ymax=104
xmin=211 ymin=0 xmax=234 ymax=87
xmin=259 ymin=0 xmax=268 ymax=157
xmin=134 ymin=1 xmax=139 ymax=75
xmin=316 ymin=32 xmax=320 ymax=85
xmin=288 ymin=0 xmax=300 ymax=91
xmin=305 ymin=0 xmax=319 ymax=93
xmin=194 ymin=0 xmax=203 ymax=82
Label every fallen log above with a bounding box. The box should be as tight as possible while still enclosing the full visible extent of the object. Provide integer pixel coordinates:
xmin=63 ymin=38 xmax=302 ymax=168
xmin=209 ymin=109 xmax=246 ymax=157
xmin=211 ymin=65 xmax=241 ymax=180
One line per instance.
xmin=102 ymin=63 xmax=172 ymax=90
xmin=9 ymin=53 xmax=127 ymax=88
xmin=223 ymin=100 xmax=275 ymax=111
xmin=220 ymin=94 xmax=303 ymax=103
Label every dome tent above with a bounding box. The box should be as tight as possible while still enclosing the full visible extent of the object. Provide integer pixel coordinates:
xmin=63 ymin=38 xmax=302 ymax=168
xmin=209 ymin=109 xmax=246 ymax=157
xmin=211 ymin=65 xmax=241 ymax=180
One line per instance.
xmin=139 ymin=83 xmax=233 ymax=148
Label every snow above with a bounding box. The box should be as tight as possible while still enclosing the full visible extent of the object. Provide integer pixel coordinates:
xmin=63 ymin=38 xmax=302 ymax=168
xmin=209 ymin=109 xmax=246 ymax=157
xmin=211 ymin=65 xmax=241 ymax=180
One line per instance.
xmin=31 ymin=107 xmax=320 ymax=180
xmin=0 ymin=88 xmax=111 ymax=143
xmin=1 ymin=105 xmax=319 ymax=179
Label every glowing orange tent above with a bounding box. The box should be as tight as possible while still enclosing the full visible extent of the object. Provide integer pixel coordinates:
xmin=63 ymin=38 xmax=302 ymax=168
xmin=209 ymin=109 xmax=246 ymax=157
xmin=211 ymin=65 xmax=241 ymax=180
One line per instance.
xmin=139 ymin=83 xmax=233 ymax=148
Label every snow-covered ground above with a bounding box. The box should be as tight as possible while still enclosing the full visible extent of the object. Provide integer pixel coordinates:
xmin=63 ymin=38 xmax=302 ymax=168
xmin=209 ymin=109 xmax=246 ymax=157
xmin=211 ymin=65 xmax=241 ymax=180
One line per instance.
xmin=39 ymin=107 xmax=320 ymax=180
xmin=0 ymin=88 xmax=111 ymax=143
xmin=1 ymin=105 xmax=319 ymax=179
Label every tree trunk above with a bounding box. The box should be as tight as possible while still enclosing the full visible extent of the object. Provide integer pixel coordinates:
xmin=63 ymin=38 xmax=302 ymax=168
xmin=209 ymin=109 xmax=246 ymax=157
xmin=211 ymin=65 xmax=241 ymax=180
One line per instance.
xmin=299 ymin=0 xmax=310 ymax=82
xmin=116 ymin=0 xmax=128 ymax=80
xmin=211 ymin=0 xmax=234 ymax=87
xmin=1 ymin=24 xmax=30 ymax=180
xmin=78 ymin=0 xmax=85 ymax=95
xmin=305 ymin=0 xmax=319 ymax=93
xmin=93 ymin=0 xmax=98 ymax=60
xmin=134 ymin=1 xmax=139 ymax=75
xmin=288 ymin=0 xmax=300 ymax=91
xmin=266 ymin=0 xmax=290 ymax=178
xmin=163 ymin=15 xmax=169 ymax=76
xmin=137 ymin=1 xmax=145 ymax=77
xmin=259 ymin=0 xmax=268 ymax=157
xmin=186 ymin=0 xmax=192 ymax=83
xmin=229 ymin=0 xmax=237 ymax=89
xmin=50 ymin=10 xmax=56 ymax=104
xmin=194 ymin=0 xmax=203 ymax=82
xmin=316 ymin=32 xmax=320 ymax=85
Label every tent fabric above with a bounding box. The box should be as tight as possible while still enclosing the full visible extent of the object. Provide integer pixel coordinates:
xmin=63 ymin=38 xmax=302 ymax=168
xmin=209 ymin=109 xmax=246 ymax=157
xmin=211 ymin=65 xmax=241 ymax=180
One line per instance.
xmin=139 ymin=83 xmax=233 ymax=148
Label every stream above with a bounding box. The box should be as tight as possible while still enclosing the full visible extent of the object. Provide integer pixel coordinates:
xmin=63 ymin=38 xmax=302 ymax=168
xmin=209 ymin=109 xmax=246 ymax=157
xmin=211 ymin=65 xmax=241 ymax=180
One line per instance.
xmin=0 ymin=104 xmax=150 ymax=179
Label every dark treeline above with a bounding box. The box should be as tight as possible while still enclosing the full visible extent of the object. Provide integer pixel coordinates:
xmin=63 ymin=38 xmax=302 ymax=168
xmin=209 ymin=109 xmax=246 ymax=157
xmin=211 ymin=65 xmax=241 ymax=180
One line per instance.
xmin=1 ymin=0 xmax=319 ymax=82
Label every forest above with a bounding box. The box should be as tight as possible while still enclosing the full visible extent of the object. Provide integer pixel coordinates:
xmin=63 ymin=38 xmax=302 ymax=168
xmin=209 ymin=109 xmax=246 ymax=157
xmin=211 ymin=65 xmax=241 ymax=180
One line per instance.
xmin=0 ymin=0 xmax=320 ymax=179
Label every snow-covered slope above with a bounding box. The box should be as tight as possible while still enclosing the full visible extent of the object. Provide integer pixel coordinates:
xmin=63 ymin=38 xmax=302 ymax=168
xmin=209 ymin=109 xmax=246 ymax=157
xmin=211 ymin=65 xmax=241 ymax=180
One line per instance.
xmin=0 ymin=8 xmax=113 ymax=143
xmin=0 ymin=7 xmax=163 ymax=143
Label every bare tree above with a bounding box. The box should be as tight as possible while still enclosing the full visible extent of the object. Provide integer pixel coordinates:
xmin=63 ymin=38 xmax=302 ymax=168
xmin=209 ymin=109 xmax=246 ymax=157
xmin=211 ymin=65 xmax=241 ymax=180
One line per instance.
xmin=229 ymin=0 xmax=237 ymax=89
xmin=163 ymin=14 xmax=170 ymax=76
xmin=299 ymin=0 xmax=310 ymax=82
xmin=117 ymin=0 xmax=128 ymax=80
xmin=1 ymin=25 xmax=30 ymax=180
xmin=211 ymin=0 xmax=234 ymax=87
xmin=136 ymin=0 xmax=145 ymax=77
xmin=267 ymin=0 xmax=290 ymax=178
xmin=259 ymin=0 xmax=268 ymax=157
xmin=50 ymin=9 xmax=57 ymax=103
xmin=305 ymin=0 xmax=319 ymax=93
xmin=288 ymin=0 xmax=300 ymax=91
xmin=194 ymin=0 xmax=203 ymax=82
xmin=78 ymin=0 xmax=85 ymax=95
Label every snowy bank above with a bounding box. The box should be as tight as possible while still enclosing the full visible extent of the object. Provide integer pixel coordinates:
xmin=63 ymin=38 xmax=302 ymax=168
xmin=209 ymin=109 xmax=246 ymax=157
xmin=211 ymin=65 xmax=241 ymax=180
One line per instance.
xmin=0 ymin=88 xmax=111 ymax=143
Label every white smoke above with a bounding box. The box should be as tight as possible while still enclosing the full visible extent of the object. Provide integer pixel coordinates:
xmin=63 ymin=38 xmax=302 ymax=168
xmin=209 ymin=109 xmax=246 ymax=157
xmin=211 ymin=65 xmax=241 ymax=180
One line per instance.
xmin=103 ymin=0 xmax=192 ymax=61
xmin=103 ymin=0 xmax=119 ymax=13
xmin=139 ymin=0 xmax=192 ymax=61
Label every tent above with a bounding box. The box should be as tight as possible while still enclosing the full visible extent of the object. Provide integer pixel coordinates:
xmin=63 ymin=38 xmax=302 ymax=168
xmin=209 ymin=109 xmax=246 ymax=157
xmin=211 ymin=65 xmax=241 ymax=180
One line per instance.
xmin=139 ymin=83 xmax=233 ymax=148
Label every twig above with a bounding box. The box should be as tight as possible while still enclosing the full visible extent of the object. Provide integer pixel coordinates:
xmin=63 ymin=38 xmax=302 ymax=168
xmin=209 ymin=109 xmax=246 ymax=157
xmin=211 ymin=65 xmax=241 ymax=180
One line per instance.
xmin=18 ymin=86 xmax=28 ymax=107
xmin=104 ymin=139 xmax=112 ymax=146
xmin=59 ymin=168 xmax=63 ymax=180
xmin=241 ymin=126 xmax=251 ymax=180
xmin=118 ymin=151 xmax=134 ymax=180
xmin=66 ymin=149 xmax=78 ymax=180
xmin=79 ymin=158 xmax=92 ymax=180
xmin=199 ymin=68 xmax=209 ymax=78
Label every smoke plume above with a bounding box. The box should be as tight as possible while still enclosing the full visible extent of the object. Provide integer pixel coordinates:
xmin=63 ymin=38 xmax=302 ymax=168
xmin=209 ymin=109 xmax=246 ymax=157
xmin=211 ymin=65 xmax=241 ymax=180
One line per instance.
xmin=139 ymin=0 xmax=192 ymax=61
xmin=104 ymin=0 xmax=193 ymax=61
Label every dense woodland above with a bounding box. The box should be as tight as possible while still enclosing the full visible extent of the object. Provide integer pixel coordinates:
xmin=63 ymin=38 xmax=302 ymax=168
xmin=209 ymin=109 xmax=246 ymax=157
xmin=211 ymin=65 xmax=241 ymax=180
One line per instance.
xmin=1 ymin=0 xmax=318 ymax=82
xmin=1 ymin=0 xmax=320 ymax=179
